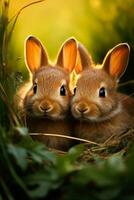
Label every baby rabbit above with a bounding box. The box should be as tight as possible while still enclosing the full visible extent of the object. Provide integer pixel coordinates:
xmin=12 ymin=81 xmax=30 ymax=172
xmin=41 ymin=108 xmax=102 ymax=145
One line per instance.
xmin=71 ymin=42 xmax=134 ymax=143
xmin=17 ymin=36 xmax=77 ymax=150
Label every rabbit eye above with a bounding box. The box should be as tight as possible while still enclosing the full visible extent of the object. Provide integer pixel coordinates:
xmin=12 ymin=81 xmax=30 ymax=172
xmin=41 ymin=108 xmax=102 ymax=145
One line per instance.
xmin=33 ymin=83 xmax=37 ymax=94
xmin=73 ymin=87 xmax=76 ymax=95
xmin=99 ymin=87 xmax=106 ymax=98
xmin=60 ymin=85 xmax=66 ymax=96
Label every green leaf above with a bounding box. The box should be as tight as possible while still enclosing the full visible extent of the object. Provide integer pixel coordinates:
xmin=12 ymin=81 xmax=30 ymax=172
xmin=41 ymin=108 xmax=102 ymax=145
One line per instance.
xmin=8 ymin=144 xmax=28 ymax=170
xmin=28 ymin=181 xmax=52 ymax=198
xmin=56 ymin=145 xmax=84 ymax=176
xmin=28 ymin=143 xmax=56 ymax=164
xmin=73 ymin=154 xmax=126 ymax=187
xmin=15 ymin=126 xmax=28 ymax=136
xmin=25 ymin=170 xmax=61 ymax=198
xmin=68 ymin=144 xmax=84 ymax=162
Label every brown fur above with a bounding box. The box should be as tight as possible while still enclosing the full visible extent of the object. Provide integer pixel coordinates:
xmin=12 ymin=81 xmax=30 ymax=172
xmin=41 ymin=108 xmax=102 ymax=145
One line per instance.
xmin=26 ymin=117 xmax=72 ymax=150
xmin=73 ymin=94 xmax=134 ymax=143
xmin=71 ymin=42 xmax=134 ymax=143
xmin=15 ymin=36 xmax=77 ymax=150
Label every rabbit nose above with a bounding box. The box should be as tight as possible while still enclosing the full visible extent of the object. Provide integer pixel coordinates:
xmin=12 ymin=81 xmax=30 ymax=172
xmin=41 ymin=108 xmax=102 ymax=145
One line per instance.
xmin=76 ymin=103 xmax=89 ymax=114
xmin=39 ymin=102 xmax=53 ymax=113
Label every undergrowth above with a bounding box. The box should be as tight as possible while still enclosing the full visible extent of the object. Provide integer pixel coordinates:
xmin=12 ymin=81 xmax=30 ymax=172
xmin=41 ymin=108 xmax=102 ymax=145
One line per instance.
xmin=0 ymin=1 xmax=134 ymax=200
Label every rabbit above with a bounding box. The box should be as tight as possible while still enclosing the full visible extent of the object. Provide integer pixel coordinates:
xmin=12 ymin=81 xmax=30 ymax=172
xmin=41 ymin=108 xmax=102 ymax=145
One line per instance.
xmin=16 ymin=36 xmax=77 ymax=150
xmin=71 ymin=42 xmax=134 ymax=143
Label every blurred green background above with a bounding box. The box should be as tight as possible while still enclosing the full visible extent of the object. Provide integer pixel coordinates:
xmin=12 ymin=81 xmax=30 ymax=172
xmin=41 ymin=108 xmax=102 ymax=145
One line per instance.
xmin=8 ymin=0 xmax=134 ymax=83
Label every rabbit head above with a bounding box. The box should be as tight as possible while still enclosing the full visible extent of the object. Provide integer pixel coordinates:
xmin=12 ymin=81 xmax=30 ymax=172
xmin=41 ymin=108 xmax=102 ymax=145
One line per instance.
xmin=71 ymin=42 xmax=130 ymax=122
xmin=23 ymin=36 xmax=77 ymax=120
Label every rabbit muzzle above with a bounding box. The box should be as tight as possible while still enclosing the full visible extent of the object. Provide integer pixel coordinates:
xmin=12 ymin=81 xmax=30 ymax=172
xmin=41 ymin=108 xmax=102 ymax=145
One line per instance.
xmin=72 ymin=101 xmax=100 ymax=121
xmin=39 ymin=100 xmax=53 ymax=113
xmin=29 ymin=98 xmax=66 ymax=120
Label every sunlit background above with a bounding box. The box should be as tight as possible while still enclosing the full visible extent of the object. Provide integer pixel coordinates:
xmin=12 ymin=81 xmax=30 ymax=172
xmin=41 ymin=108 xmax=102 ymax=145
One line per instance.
xmin=7 ymin=0 xmax=134 ymax=81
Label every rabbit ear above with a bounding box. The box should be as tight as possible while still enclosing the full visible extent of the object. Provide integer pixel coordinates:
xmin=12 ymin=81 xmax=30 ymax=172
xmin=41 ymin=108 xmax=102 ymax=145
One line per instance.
xmin=75 ymin=43 xmax=94 ymax=74
xmin=56 ymin=38 xmax=77 ymax=73
xmin=25 ymin=36 xmax=48 ymax=73
xmin=102 ymin=43 xmax=130 ymax=79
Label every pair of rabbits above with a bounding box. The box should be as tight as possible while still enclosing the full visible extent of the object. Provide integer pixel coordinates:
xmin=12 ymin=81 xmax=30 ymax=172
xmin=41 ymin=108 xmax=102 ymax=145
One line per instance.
xmin=17 ymin=36 xmax=134 ymax=150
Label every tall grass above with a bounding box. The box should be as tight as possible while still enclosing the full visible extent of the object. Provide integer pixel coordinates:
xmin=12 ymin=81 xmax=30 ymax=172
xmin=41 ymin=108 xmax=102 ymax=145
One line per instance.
xmin=0 ymin=0 xmax=45 ymax=127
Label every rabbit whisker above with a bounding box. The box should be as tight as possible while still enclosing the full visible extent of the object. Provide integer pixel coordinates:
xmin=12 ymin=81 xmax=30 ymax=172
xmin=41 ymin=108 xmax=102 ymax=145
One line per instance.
xmin=121 ymin=92 xmax=134 ymax=103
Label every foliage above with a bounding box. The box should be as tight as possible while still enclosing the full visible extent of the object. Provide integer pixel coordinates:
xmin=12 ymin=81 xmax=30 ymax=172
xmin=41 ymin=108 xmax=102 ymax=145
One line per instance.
xmin=1 ymin=125 xmax=134 ymax=199
xmin=0 ymin=1 xmax=134 ymax=200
